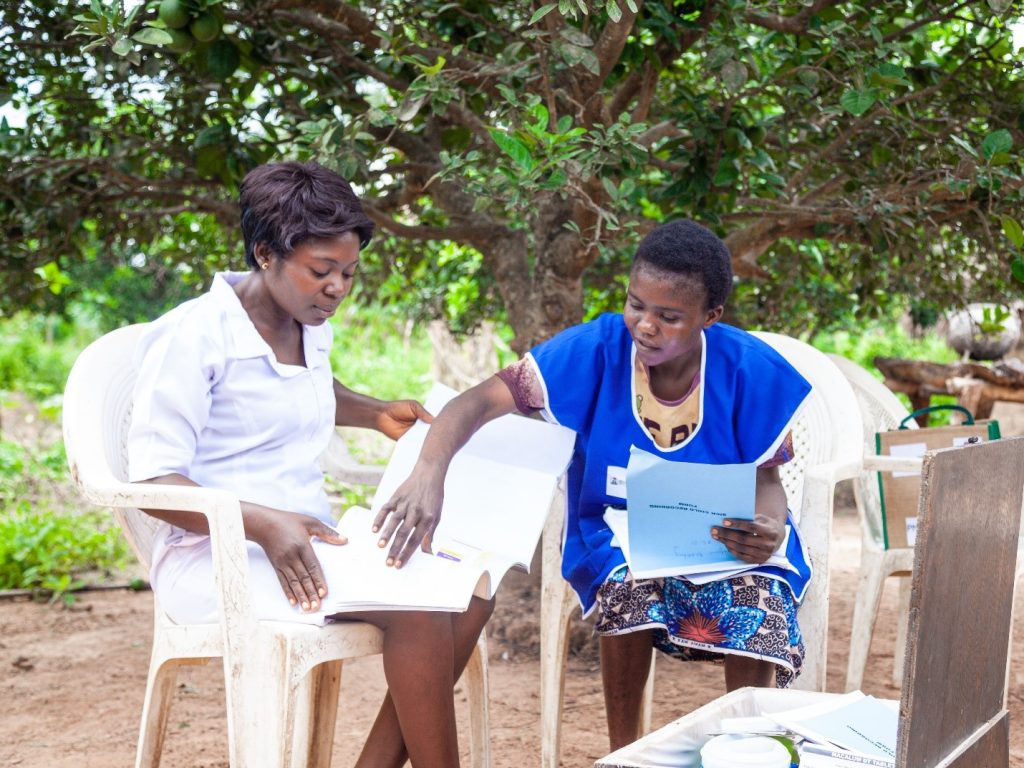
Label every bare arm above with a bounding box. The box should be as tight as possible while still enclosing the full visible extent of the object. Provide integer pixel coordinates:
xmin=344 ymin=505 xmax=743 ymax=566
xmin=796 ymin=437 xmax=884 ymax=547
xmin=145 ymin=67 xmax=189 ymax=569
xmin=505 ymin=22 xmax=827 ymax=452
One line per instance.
xmin=372 ymin=375 xmax=521 ymax=567
xmin=711 ymin=466 xmax=789 ymax=564
xmin=138 ymin=473 xmax=346 ymax=612
xmin=333 ymin=378 xmax=432 ymax=439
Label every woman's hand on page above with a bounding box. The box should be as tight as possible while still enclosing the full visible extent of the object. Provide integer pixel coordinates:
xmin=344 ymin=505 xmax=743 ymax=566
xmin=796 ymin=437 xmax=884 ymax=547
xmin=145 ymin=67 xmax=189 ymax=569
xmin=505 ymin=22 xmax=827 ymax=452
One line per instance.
xmin=711 ymin=515 xmax=785 ymax=564
xmin=247 ymin=507 xmax=347 ymax=611
xmin=372 ymin=470 xmax=445 ymax=568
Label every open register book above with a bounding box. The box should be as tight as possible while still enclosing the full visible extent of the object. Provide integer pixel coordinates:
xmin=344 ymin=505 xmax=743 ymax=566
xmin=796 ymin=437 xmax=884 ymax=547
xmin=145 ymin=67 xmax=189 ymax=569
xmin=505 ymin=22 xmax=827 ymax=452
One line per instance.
xmin=306 ymin=384 xmax=576 ymax=616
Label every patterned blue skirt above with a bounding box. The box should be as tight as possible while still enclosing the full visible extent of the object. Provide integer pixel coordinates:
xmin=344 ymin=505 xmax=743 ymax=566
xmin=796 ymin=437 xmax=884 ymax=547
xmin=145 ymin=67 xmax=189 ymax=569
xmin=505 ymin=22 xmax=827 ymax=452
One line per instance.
xmin=594 ymin=568 xmax=804 ymax=687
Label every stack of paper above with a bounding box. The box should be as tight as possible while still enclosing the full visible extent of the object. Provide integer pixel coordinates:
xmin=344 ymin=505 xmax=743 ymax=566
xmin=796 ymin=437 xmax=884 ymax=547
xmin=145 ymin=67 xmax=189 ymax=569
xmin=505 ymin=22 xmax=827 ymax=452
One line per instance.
xmin=604 ymin=446 xmax=799 ymax=582
xmin=256 ymin=383 xmax=577 ymax=622
xmin=766 ymin=691 xmax=897 ymax=767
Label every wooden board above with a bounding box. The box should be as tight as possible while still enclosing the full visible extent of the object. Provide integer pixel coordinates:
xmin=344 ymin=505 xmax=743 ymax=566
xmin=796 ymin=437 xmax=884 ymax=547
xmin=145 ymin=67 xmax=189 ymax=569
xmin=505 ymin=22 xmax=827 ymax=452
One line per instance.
xmin=898 ymin=437 xmax=1024 ymax=768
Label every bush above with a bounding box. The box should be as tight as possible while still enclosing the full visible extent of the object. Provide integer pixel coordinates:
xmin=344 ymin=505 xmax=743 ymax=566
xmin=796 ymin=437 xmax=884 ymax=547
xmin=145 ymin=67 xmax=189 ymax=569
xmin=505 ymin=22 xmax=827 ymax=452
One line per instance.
xmin=0 ymin=439 xmax=130 ymax=600
xmin=813 ymin=322 xmax=961 ymax=424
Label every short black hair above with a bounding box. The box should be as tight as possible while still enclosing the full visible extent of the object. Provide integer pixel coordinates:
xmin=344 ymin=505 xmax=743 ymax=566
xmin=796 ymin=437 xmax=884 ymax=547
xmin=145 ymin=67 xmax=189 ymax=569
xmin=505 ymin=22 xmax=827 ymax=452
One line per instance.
xmin=239 ymin=161 xmax=374 ymax=268
xmin=632 ymin=219 xmax=733 ymax=309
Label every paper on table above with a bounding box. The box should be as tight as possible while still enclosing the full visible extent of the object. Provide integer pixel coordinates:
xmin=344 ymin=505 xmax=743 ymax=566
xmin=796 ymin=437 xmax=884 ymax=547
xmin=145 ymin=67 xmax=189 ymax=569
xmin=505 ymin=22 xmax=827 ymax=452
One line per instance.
xmin=623 ymin=447 xmax=758 ymax=578
xmin=768 ymin=691 xmax=898 ymax=761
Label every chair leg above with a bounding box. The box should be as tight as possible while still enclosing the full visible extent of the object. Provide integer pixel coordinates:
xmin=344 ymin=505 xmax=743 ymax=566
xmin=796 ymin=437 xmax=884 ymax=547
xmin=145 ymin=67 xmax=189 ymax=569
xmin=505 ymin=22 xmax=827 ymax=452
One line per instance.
xmin=304 ymin=660 xmax=343 ymax=768
xmin=135 ymin=656 xmax=184 ymax=768
xmin=638 ymin=649 xmax=657 ymax=735
xmin=845 ymin=549 xmax=887 ymax=692
xmin=224 ymin=648 xmax=290 ymax=768
xmin=892 ymin=575 xmax=911 ymax=689
xmin=540 ymin=573 xmax=577 ymax=768
xmin=463 ymin=631 xmax=491 ymax=768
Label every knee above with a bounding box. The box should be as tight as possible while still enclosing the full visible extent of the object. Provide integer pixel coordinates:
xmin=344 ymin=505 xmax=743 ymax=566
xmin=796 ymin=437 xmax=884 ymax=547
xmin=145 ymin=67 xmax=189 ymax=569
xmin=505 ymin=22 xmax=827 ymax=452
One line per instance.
xmin=380 ymin=610 xmax=453 ymax=637
xmin=466 ymin=595 xmax=495 ymax=629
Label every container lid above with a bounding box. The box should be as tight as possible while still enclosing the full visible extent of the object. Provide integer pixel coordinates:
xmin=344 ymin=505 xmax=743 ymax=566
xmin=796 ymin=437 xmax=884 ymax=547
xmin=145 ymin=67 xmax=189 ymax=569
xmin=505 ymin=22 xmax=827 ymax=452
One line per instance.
xmin=700 ymin=734 xmax=791 ymax=768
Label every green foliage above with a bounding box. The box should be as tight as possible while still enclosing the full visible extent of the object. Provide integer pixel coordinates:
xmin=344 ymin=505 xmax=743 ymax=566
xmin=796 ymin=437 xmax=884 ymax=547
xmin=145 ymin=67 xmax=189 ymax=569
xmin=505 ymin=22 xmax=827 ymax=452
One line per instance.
xmin=329 ymin=303 xmax=434 ymax=402
xmin=812 ymin=321 xmax=961 ymax=423
xmin=0 ymin=438 xmax=130 ymax=600
xmin=0 ymin=313 xmax=88 ymax=399
xmin=978 ymin=304 xmax=1012 ymax=335
xmin=4 ymin=0 xmax=1024 ymax=350
xmin=812 ymin=323 xmax=958 ymax=372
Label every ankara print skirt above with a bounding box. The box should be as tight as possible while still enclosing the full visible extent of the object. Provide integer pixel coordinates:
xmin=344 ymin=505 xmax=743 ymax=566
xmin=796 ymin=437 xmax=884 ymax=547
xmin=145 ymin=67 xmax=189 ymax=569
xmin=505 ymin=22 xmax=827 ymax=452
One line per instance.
xmin=594 ymin=568 xmax=804 ymax=688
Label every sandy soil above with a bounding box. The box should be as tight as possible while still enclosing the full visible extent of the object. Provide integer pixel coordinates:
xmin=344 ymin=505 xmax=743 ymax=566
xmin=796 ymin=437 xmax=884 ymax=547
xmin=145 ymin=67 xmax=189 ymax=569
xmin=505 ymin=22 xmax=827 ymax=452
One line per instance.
xmin=2 ymin=507 xmax=1024 ymax=768
xmin=4 ymin=395 xmax=1024 ymax=767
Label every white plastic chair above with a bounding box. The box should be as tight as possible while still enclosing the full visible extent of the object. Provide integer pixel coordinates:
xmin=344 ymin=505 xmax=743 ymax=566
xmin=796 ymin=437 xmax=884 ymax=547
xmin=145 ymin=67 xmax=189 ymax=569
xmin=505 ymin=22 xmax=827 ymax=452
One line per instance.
xmin=829 ymin=354 xmax=921 ymax=693
xmin=538 ymin=331 xmax=864 ymax=768
xmin=62 ymin=324 xmax=490 ymax=768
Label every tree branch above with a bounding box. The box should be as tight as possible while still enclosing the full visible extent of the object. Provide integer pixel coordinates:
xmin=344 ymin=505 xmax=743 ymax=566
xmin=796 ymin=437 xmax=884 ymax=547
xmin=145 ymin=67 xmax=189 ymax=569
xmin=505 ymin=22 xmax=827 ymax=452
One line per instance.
xmin=745 ymin=0 xmax=844 ymax=35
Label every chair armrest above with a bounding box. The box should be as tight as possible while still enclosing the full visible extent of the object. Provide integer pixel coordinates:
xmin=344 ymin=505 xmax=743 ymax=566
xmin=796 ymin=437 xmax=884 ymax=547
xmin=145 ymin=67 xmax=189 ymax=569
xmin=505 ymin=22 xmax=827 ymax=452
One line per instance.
xmin=78 ymin=479 xmax=257 ymax=632
xmin=803 ymin=459 xmax=862 ymax=487
xmin=862 ymin=454 xmax=923 ymax=474
xmin=321 ymin=430 xmax=386 ymax=486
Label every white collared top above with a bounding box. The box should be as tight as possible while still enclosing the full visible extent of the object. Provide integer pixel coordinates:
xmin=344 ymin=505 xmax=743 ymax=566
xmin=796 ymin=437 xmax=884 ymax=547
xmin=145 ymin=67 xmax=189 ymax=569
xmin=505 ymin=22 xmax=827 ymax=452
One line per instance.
xmin=128 ymin=272 xmax=337 ymax=554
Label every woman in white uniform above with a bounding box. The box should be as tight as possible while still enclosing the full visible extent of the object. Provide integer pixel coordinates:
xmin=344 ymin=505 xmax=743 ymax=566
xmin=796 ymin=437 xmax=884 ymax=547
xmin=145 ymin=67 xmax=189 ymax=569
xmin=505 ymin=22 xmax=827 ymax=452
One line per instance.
xmin=128 ymin=161 xmax=492 ymax=768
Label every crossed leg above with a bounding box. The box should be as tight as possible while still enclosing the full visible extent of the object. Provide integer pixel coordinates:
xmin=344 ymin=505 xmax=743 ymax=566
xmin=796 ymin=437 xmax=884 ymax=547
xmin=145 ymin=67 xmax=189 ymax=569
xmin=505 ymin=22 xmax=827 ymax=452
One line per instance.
xmin=349 ymin=596 xmax=495 ymax=768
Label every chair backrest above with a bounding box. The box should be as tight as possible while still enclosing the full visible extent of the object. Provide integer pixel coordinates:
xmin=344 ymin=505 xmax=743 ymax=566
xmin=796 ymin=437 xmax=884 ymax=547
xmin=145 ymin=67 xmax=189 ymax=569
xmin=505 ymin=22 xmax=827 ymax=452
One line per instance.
xmin=828 ymin=354 xmax=916 ymax=551
xmin=751 ymin=333 xmax=863 ymax=514
xmin=62 ymin=323 xmax=161 ymax=568
xmin=751 ymin=332 xmax=863 ymax=692
xmin=899 ymin=437 xmax=1024 ymax=766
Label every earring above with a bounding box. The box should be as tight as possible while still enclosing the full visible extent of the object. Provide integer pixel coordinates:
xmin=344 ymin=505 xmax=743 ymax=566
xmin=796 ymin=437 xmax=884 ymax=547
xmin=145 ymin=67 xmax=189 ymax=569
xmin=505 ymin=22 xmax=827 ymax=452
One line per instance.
xmin=261 ymin=262 xmax=269 ymax=270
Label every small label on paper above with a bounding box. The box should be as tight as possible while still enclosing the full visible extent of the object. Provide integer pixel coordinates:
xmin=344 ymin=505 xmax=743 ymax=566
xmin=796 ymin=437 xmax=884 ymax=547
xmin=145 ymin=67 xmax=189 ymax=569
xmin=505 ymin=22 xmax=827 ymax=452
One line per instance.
xmin=906 ymin=517 xmax=917 ymax=547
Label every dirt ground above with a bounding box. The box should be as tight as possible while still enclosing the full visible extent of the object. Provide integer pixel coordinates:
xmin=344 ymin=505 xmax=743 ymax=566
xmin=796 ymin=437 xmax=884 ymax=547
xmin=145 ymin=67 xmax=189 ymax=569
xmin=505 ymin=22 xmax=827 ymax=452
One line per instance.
xmin=2 ymin=504 xmax=1024 ymax=768
xmin=4 ymin=397 xmax=1024 ymax=767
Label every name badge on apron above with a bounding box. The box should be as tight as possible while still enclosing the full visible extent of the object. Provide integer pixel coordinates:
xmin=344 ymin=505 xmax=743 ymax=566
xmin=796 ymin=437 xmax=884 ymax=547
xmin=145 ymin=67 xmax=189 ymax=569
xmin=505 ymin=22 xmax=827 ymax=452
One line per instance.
xmin=606 ymin=465 xmax=627 ymax=498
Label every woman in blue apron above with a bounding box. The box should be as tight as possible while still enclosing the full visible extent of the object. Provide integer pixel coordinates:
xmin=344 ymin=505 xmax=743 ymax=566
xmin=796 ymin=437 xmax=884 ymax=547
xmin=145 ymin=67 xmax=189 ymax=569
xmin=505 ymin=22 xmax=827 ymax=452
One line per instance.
xmin=374 ymin=219 xmax=812 ymax=752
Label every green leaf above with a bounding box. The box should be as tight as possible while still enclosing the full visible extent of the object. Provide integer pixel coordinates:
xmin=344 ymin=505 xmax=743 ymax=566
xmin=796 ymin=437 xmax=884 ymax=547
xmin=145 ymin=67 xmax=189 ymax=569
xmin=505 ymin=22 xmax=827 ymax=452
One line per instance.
xmin=625 ymin=0 xmax=638 ymax=11
xmin=1012 ymin=259 xmax=1024 ymax=284
xmin=988 ymin=0 xmax=1012 ymax=12
xmin=132 ymin=28 xmax=174 ymax=46
xmin=396 ymin=92 xmax=428 ymax=122
xmin=870 ymin=62 xmax=910 ymax=87
xmin=840 ymin=88 xmax=877 ymax=116
xmin=720 ymin=60 xmax=747 ymax=92
xmin=195 ymin=123 xmax=230 ymax=149
xmin=706 ymin=46 xmax=735 ymax=70
xmin=529 ymin=3 xmax=556 ymax=24
xmin=206 ymin=39 xmax=241 ymax=80
xmin=1001 ymin=215 xmax=1024 ymax=249
xmin=420 ymin=56 xmax=446 ymax=76
xmin=559 ymin=28 xmax=594 ymax=47
xmin=949 ymin=134 xmax=978 ymax=158
xmin=488 ymin=129 xmax=536 ymax=172
xmin=982 ymin=129 xmax=1012 ymax=160
xmin=111 ymin=37 xmax=133 ymax=56
xmin=606 ymin=0 xmax=621 ymax=22
xmin=713 ymin=160 xmax=739 ymax=187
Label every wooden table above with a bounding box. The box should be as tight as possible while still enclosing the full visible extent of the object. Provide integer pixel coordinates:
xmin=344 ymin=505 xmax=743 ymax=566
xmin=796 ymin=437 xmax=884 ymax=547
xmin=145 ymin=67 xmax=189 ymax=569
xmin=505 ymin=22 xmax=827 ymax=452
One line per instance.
xmin=874 ymin=356 xmax=1024 ymax=424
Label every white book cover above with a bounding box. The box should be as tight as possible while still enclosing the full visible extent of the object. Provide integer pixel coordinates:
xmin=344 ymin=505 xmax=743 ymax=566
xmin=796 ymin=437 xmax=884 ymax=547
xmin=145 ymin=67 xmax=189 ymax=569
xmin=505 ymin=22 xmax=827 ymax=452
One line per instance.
xmin=305 ymin=383 xmax=576 ymax=616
